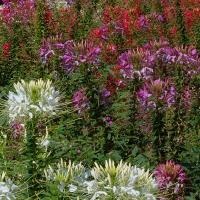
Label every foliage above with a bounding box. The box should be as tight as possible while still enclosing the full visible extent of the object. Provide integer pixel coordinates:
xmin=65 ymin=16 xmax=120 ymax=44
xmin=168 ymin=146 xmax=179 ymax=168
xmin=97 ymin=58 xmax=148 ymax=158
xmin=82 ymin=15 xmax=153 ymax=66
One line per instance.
xmin=0 ymin=0 xmax=199 ymax=199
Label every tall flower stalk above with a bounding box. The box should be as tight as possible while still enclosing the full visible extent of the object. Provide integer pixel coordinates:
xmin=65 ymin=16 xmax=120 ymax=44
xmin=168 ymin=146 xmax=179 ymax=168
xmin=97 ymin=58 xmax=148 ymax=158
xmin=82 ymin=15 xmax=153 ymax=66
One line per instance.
xmin=6 ymin=79 xmax=61 ymax=198
xmin=137 ymin=78 xmax=176 ymax=162
xmin=152 ymin=109 xmax=166 ymax=163
xmin=26 ymin=117 xmax=39 ymax=198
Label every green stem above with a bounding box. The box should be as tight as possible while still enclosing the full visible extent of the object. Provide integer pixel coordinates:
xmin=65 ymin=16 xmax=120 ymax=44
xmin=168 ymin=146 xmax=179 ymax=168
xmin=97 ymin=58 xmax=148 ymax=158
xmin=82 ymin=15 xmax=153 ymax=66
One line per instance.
xmin=194 ymin=21 xmax=200 ymax=51
xmin=152 ymin=110 xmax=165 ymax=163
xmin=26 ymin=118 xmax=38 ymax=198
xmin=175 ymin=0 xmax=189 ymax=45
xmin=128 ymin=79 xmax=142 ymax=147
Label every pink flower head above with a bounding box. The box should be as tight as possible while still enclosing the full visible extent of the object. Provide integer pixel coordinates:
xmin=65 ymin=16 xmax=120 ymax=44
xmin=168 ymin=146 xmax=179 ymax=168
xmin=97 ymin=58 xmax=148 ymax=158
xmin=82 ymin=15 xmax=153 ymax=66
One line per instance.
xmin=103 ymin=116 xmax=113 ymax=126
xmin=11 ymin=121 xmax=24 ymax=139
xmin=154 ymin=160 xmax=186 ymax=198
xmin=72 ymin=89 xmax=89 ymax=114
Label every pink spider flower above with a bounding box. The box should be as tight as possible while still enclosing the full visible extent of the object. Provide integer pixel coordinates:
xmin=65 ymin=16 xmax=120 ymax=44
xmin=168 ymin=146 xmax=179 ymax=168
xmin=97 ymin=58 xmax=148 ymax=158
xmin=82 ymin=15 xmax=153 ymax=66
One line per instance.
xmin=72 ymin=89 xmax=89 ymax=114
xmin=154 ymin=160 xmax=186 ymax=199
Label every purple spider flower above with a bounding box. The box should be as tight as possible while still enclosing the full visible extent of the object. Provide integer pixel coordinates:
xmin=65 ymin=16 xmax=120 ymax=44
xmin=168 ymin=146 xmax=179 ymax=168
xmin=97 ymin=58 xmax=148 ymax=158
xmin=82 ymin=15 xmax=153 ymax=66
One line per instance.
xmin=156 ymin=47 xmax=179 ymax=64
xmin=61 ymin=40 xmax=101 ymax=74
xmin=137 ymin=79 xmax=176 ymax=110
xmin=136 ymin=15 xmax=149 ymax=30
xmin=118 ymin=51 xmax=134 ymax=79
xmin=137 ymin=87 xmax=152 ymax=108
xmin=66 ymin=0 xmax=75 ymax=6
xmin=100 ymin=88 xmax=111 ymax=105
xmin=40 ymin=41 xmax=55 ymax=64
xmin=140 ymin=67 xmax=154 ymax=79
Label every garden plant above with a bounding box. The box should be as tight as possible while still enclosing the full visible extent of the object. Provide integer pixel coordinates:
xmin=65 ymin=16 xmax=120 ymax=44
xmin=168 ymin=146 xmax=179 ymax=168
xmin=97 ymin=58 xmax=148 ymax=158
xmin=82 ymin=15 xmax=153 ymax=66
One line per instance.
xmin=0 ymin=0 xmax=200 ymax=199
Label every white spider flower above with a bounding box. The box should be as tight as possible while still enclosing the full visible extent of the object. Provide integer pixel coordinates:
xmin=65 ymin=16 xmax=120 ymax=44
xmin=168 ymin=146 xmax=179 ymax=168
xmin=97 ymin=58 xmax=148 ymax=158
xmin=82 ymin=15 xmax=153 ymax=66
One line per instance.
xmin=44 ymin=159 xmax=158 ymax=199
xmin=90 ymin=159 xmax=157 ymax=200
xmin=68 ymin=184 xmax=77 ymax=193
xmin=44 ymin=159 xmax=85 ymax=183
xmin=44 ymin=159 xmax=86 ymax=194
xmin=7 ymin=79 xmax=60 ymax=122
xmin=0 ymin=173 xmax=18 ymax=200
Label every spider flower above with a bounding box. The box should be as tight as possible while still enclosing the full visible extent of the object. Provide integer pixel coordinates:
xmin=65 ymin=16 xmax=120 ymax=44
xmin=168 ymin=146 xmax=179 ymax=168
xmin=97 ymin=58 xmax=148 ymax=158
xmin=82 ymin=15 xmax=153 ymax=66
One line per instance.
xmin=154 ymin=160 xmax=186 ymax=199
xmin=135 ymin=15 xmax=149 ymax=30
xmin=118 ymin=50 xmax=154 ymax=80
xmin=44 ymin=159 xmax=87 ymax=193
xmin=85 ymin=159 xmax=157 ymax=200
xmin=0 ymin=172 xmax=18 ymax=200
xmin=118 ymin=51 xmax=134 ymax=79
xmin=72 ymin=89 xmax=89 ymax=114
xmin=11 ymin=121 xmax=24 ymax=139
xmin=7 ymin=79 xmax=60 ymax=122
xmin=137 ymin=79 xmax=176 ymax=110
xmin=63 ymin=40 xmax=101 ymax=73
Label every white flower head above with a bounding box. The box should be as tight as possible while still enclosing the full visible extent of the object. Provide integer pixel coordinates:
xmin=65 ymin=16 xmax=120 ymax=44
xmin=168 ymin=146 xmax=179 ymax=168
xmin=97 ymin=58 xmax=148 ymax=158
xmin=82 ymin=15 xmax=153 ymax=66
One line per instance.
xmin=7 ymin=79 xmax=60 ymax=122
xmin=90 ymin=159 xmax=157 ymax=199
xmin=68 ymin=184 xmax=77 ymax=193
xmin=0 ymin=173 xmax=18 ymax=200
xmin=83 ymin=180 xmax=97 ymax=194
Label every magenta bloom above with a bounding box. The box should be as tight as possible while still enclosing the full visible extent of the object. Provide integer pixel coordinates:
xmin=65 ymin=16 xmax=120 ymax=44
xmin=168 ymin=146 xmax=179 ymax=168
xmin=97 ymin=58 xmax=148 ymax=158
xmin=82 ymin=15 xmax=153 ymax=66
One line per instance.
xmin=61 ymin=40 xmax=101 ymax=74
xmin=154 ymin=160 xmax=186 ymax=199
xmin=39 ymin=40 xmax=101 ymax=74
xmin=103 ymin=116 xmax=113 ymax=126
xmin=72 ymin=89 xmax=89 ymax=114
xmin=118 ymin=51 xmax=136 ymax=79
xmin=40 ymin=41 xmax=54 ymax=64
xmin=136 ymin=15 xmax=149 ymax=30
xmin=11 ymin=121 xmax=24 ymax=139
xmin=118 ymin=49 xmax=155 ymax=80
xmin=137 ymin=87 xmax=152 ymax=107
xmin=137 ymin=79 xmax=176 ymax=110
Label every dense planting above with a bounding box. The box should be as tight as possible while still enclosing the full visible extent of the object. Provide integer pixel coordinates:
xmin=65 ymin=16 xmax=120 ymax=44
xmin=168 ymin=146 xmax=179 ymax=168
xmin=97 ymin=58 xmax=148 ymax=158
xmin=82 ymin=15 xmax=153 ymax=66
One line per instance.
xmin=0 ymin=0 xmax=200 ymax=199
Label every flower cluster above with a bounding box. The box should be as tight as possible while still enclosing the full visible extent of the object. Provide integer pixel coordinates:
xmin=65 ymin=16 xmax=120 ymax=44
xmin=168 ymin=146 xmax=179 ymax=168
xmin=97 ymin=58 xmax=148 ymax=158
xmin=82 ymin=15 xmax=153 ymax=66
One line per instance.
xmin=0 ymin=172 xmax=18 ymax=200
xmin=44 ymin=159 xmax=87 ymax=194
xmin=45 ymin=159 xmax=157 ymax=200
xmin=40 ymin=40 xmax=101 ymax=74
xmin=11 ymin=121 xmax=24 ymax=139
xmin=137 ymin=79 xmax=176 ymax=110
xmin=154 ymin=160 xmax=186 ymax=199
xmin=7 ymin=79 xmax=60 ymax=122
xmin=47 ymin=0 xmax=75 ymax=8
xmin=117 ymin=42 xmax=200 ymax=81
xmin=72 ymin=88 xmax=89 ymax=114
xmin=0 ymin=0 xmax=35 ymax=25
xmin=87 ymin=159 xmax=157 ymax=200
